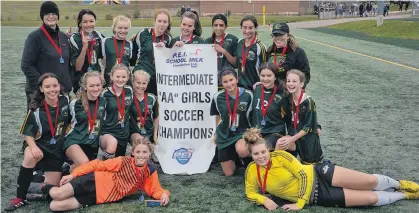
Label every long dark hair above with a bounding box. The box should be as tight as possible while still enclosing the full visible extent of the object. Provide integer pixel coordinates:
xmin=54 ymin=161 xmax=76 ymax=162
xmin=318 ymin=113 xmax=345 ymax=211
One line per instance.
xmin=77 ymin=9 xmax=97 ymax=32
xmin=211 ymin=14 xmax=228 ymax=42
xmin=258 ymin=62 xmax=287 ymax=94
xmin=182 ymin=11 xmax=202 ymax=37
xmin=29 ymin=73 xmax=63 ymax=111
xmin=240 ymin=15 xmax=258 ymax=36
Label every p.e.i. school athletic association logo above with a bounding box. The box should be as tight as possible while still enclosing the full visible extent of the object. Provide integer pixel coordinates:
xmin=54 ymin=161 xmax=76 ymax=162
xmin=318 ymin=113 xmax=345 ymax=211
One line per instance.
xmin=172 ymin=148 xmax=194 ymax=165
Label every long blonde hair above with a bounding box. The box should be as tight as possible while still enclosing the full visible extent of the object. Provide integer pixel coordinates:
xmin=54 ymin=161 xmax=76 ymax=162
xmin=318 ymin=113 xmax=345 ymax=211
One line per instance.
xmin=111 ymin=15 xmax=131 ymax=34
xmin=77 ymin=71 xmax=103 ymax=113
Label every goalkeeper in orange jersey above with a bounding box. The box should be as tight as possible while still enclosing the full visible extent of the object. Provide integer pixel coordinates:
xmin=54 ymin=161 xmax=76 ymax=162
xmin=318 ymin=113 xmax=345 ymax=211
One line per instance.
xmin=34 ymin=138 xmax=170 ymax=211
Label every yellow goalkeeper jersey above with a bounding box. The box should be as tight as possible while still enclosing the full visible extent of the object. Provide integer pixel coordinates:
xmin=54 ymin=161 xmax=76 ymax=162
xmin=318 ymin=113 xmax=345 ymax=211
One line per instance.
xmin=245 ymin=150 xmax=315 ymax=209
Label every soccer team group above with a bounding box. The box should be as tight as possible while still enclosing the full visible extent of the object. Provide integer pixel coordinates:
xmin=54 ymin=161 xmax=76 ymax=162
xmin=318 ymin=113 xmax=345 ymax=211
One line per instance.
xmin=4 ymin=1 xmax=419 ymax=212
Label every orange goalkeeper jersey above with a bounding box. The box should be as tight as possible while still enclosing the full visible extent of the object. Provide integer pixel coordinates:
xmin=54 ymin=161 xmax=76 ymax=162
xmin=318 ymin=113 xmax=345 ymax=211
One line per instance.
xmin=71 ymin=157 xmax=170 ymax=204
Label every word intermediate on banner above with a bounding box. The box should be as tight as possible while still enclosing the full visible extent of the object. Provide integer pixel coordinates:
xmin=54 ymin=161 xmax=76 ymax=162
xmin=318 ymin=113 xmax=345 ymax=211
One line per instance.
xmin=154 ymin=44 xmax=218 ymax=175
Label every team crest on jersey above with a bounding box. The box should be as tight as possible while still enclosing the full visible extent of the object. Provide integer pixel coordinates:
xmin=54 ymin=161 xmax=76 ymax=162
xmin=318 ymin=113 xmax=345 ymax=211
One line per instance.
xmin=238 ymin=102 xmax=248 ymax=111
xmin=225 ymin=39 xmax=232 ymax=46
xmin=124 ymin=47 xmax=130 ymax=55
xmin=274 ymin=94 xmax=282 ymax=103
xmin=61 ymin=105 xmax=68 ymax=116
xmin=124 ymin=97 xmax=132 ymax=106
xmin=98 ymin=106 xmax=105 ymax=116
xmin=247 ymin=51 xmax=256 ymax=60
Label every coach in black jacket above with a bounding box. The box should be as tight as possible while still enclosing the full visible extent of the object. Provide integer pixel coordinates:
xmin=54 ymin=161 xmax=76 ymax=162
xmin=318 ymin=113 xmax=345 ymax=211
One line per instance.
xmin=266 ymin=22 xmax=311 ymax=88
xmin=21 ymin=1 xmax=71 ymax=109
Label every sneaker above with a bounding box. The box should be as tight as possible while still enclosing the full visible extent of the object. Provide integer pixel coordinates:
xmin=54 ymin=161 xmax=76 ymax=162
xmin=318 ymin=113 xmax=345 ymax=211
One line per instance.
xmin=403 ymin=191 xmax=419 ymax=200
xmin=399 ymin=180 xmax=419 ymax=193
xmin=4 ymin=197 xmax=28 ymax=211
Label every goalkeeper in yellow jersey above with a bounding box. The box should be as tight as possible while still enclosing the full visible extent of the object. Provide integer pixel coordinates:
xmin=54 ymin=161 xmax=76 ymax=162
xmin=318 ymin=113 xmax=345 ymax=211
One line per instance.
xmin=243 ymin=128 xmax=419 ymax=211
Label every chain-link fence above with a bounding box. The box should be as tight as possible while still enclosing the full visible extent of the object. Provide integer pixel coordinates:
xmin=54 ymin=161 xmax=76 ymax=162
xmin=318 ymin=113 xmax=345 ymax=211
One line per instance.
xmin=1 ymin=1 xmax=315 ymax=22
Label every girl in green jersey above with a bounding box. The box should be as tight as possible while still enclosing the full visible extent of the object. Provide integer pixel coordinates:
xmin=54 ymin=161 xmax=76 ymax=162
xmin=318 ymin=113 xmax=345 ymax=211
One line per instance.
xmin=64 ymin=71 xmax=106 ymax=167
xmin=69 ymin=9 xmax=105 ymax=93
xmin=100 ymin=64 xmax=133 ymax=159
xmin=210 ymin=67 xmax=253 ymax=176
xmin=170 ymin=11 xmax=205 ymax=47
xmin=131 ymin=9 xmax=172 ymax=95
xmin=101 ymin=15 xmax=133 ymax=86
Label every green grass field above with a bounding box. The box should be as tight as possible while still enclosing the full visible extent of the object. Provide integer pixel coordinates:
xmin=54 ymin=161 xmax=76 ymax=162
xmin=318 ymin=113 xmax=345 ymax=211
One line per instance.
xmin=327 ymin=19 xmax=419 ymax=40
xmin=1 ymin=24 xmax=419 ymax=212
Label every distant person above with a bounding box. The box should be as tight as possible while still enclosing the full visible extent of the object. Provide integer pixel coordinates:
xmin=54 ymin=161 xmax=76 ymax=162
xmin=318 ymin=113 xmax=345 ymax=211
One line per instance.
xmin=243 ymin=129 xmax=419 ymax=211
xmin=399 ymin=2 xmax=403 ymax=11
xmin=21 ymin=1 xmax=72 ymax=110
xmin=181 ymin=5 xmax=186 ymax=15
xmin=186 ymin=5 xmax=191 ymax=12
xmin=373 ymin=3 xmax=378 ymax=16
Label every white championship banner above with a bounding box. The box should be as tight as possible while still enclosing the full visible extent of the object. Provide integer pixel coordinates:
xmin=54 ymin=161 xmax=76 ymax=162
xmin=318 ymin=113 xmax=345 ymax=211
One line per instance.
xmin=154 ymin=44 xmax=217 ymax=175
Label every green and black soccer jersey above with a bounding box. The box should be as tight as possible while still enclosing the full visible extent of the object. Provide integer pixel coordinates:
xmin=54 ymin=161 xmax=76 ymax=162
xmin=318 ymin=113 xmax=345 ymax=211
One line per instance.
xmin=252 ymin=84 xmax=289 ymax=135
xmin=20 ymin=95 xmax=70 ymax=159
xmin=129 ymin=93 xmax=158 ymax=137
xmin=210 ymin=88 xmax=253 ymax=149
xmin=101 ymin=36 xmax=133 ymax=82
xmin=205 ymin=33 xmax=239 ymax=71
xmin=64 ymin=97 xmax=107 ymax=151
xmin=169 ymin=35 xmax=205 ymax=47
xmin=266 ymin=44 xmax=310 ymax=85
xmin=289 ymin=93 xmax=323 ymax=164
xmin=69 ymin=31 xmax=105 ymax=72
xmin=132 ymin=29 xmax=172 ymax=76
xmin=236 ymin=38 xmax=267 ymax=90
xmin=101 ymin=86 xmax=133 ymax=146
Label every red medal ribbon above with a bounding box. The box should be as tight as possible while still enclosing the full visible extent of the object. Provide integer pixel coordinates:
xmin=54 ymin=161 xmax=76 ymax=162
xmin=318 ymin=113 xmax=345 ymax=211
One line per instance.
xmin=112 ymin=85 xmax=126 ymax=122
xmin=87 ymin=35 xmax=96 ymax=65
xmin=134 ymin=93 xmax=149 ymax=128
xmin=292 ymin=91 xmax=304 ymax=129
xmin=225 ymin=89 xmax=240 ymax=128
xmin=44 ymin=99 xmax=60 ymax=138
xmin=273 ymin=45 xmax=288 ymax=68
xmin=256 ymin=160 xmax=271 ymax=194
xmin=113 ymin=37 xmax=126 ymax=64
xmin=87 ymin=98 xmax=99 ymax=134
xmin=152 ymin=28 xmax=164 ymax=43
xmin=214 ymin=33 xmax=226 ymax=58
xmin=40 ymin=25 xmax=62 ymax=58
xmin=261 ymin=85 xmax=277 ymax=119
xmin=241 ymin=36 xmax=257 ymax=71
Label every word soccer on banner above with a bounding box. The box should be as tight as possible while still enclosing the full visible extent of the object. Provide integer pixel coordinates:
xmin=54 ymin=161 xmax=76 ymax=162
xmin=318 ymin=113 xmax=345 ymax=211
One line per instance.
xmin=154 ymin=44 xmax=217 ymax=175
